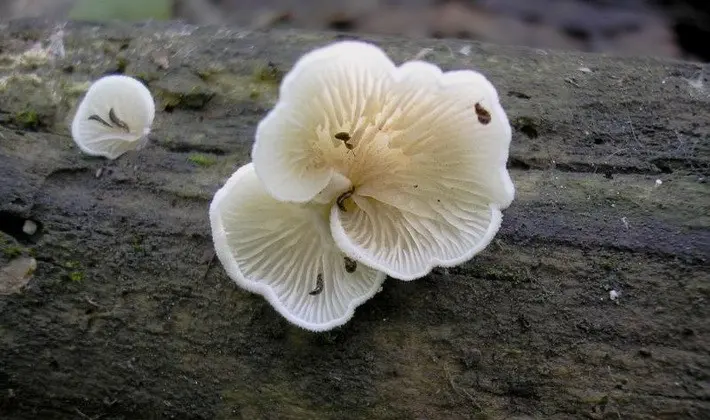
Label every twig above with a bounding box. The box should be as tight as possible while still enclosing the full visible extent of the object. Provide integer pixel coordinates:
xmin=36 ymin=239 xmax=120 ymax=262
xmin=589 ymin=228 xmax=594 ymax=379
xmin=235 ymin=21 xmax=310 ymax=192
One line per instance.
xmin=74 ymin=409 xmax=90 ymax=419
xmin=84 ymin=296 xmax=100 ymax=308
xmin=202 ymin=253 xmax=215 ymax=280
xmin=564 ymin=77 xmax=580 ymax=87
xmin=624 ymin=108 xmax=642 ymax=148
xmin=74 ymin=408 xmax=103 ymax=420
xmin=443 ymin=363 xmax=480 ymax=408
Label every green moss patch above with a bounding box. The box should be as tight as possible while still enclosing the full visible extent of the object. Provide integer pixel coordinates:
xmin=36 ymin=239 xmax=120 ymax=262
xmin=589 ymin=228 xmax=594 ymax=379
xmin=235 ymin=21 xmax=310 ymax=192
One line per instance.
xmin=187 ymin=154 xmax=217 ymax=167
xmin=69 ymin=0 xmax=172 ymax=22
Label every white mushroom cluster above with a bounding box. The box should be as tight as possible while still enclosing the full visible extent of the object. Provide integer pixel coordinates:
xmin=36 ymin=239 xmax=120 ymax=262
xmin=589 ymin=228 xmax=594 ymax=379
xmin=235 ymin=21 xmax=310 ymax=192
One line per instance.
xmin=210 ymin=41 xmax=515 ymax=331
xmin=71 ymin=75 xmax=155 ymax=160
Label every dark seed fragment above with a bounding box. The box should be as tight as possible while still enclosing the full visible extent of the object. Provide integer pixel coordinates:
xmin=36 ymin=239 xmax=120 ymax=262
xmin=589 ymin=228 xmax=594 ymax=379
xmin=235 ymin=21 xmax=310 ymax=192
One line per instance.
xmin=474 ymin=102 xmax=491 ymax=125
xmin=334 ymin=131 xmax=351 ymax=141
xmin=344 ymin=257 xmax=357 ymax=273
xmin=336 ymin=186 xmax=355 ymax=212
xmin=309 ymin=273 xmax=324 ymax=296
xmin=335 ymin=132 xmax=354 ymax=150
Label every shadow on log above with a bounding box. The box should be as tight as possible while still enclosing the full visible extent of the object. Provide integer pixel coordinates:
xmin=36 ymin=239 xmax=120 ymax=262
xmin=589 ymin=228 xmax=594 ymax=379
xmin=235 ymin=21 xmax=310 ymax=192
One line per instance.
xmin=0 ymin=19 xmax=708 ymax=420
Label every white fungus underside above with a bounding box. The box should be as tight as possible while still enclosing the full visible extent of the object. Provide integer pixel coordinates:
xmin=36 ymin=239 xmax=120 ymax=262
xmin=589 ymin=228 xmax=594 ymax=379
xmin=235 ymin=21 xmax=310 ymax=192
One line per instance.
xmin=252 ymin=41 xmax=514 ymax=280
xmin=71 ymin=75 xmax=155 ymax=160
xmin=209 ymin=163 xmax=386 ymax=332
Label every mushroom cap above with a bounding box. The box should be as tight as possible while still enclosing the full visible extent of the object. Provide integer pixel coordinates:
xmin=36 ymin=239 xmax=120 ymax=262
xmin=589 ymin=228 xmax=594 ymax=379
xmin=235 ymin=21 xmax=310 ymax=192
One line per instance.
xmin=71 ymin=75 xmax=155 ymax=160
xmin=251 ymin=40 xmax=514 ymax=281
xmin=209 ymin=162 xmax=386 ymax=332
xmin=252 ymin=41 xmax=397 ymax=203
xmin=330 ymin=60 xmax=514 ymax=280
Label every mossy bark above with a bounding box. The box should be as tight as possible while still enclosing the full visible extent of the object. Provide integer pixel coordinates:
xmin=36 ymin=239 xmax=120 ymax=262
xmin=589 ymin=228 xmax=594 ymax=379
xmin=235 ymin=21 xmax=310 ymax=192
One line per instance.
xmin=1 ymin=19 xmax=708 ymax=420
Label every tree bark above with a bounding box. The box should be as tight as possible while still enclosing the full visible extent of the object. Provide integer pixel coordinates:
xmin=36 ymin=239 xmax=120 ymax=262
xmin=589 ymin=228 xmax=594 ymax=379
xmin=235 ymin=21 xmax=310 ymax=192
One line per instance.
xmin=1 ymin=19 xmax=708 ymax=419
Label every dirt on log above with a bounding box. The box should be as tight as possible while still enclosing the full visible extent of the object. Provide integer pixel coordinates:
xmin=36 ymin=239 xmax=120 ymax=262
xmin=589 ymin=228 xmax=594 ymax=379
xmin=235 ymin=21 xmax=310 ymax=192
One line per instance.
xmin=0 ymin=19 xmax=708 ymax=420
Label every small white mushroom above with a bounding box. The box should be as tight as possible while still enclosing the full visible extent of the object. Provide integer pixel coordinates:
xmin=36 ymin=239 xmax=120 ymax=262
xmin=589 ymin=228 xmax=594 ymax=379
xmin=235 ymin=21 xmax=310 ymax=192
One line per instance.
xmin=252 ymin=40 xmax=514 ymax=281
xmin=71 ymin=75 xmax=155 ymax=160
xmin=209 ymin=163 xmax=385 ymax=332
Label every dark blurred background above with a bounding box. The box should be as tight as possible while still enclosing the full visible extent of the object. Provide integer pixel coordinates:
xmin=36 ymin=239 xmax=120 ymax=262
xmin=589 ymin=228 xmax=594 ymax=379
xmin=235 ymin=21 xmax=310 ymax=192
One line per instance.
xmin=2 ymin=0 xmax=708 ymax=61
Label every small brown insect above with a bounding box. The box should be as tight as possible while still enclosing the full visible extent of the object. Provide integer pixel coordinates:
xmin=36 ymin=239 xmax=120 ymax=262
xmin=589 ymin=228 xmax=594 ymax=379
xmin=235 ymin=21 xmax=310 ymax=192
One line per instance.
xmin=336 ymin=186 xmax=355 ymax=212
xmin=108 ymin=108 xmax=131 ymax=132
xmin=334 ymin=131 xmax=354 ymax=150
xmin=88 ymin=108 xmax=131 ymax=132
xmin=344 ymin=257 xmax=357 ymax=273
xmin=87 ymin=114 xmax=113 ymax=128
xmin=309 ymin=273 xmax=324 ymax=296
xmin=474 ymin=102 xmax=491 ymax=125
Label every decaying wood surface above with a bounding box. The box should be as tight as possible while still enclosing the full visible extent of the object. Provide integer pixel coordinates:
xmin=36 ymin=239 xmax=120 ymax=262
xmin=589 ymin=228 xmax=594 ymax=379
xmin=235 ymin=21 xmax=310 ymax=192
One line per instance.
xmin=0 ymin=19 xmax=708 ymax=420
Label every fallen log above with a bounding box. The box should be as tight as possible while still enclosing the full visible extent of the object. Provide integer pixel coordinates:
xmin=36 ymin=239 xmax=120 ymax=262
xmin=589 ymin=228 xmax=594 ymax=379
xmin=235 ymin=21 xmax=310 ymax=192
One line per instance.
xmin=1 ymin=19 xmax=708 ymax=419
